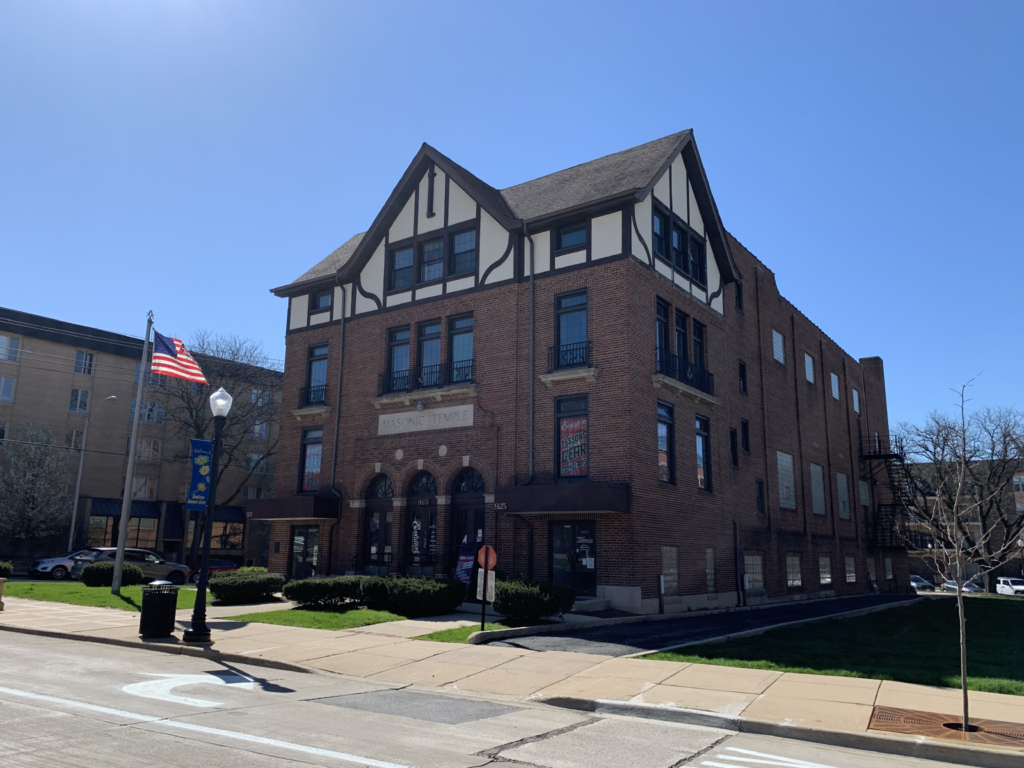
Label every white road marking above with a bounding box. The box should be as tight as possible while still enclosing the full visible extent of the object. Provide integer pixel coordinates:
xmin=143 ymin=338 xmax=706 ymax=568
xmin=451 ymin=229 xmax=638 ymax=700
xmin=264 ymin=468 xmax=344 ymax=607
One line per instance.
xmin=701 ymin=746 xmax=838 ymax=767
xmin=122 ymin=672 xmax=255 ymax=707
xmin=0 ymin=685 xmax=418 ymax=768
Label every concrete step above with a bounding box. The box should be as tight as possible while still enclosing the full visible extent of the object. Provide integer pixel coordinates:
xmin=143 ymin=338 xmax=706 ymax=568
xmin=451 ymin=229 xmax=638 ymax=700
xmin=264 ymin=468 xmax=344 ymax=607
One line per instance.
xmin=570 ymin=597 xmax=610 ymax=613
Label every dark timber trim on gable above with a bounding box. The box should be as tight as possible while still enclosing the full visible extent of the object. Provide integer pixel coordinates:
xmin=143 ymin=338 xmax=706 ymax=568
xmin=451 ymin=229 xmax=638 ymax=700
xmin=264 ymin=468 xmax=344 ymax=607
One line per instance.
xmin=337 ymin=144 xmax=518 ymax=284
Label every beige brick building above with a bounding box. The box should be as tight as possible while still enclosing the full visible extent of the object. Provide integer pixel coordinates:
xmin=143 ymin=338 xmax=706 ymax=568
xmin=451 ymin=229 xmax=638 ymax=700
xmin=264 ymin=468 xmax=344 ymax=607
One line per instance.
xmin=0 ymin=308 xmax=281 ymax=567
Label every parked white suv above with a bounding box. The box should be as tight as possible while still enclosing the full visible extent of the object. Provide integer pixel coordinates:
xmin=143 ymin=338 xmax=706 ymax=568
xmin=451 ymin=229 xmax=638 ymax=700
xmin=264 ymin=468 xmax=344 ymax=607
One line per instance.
xmin=996 ymin=577 xmax=1024 ymax=596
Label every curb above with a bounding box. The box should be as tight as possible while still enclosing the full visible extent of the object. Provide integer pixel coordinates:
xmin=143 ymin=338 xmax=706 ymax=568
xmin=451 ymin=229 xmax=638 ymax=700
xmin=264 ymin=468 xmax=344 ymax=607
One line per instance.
xmin=545 ymin=697 xmax=1023 ymax=768
xmin=466 ymin=595 xmax=923 ymax=647
xmin=0 ymin=623 xmax=312 ymax=675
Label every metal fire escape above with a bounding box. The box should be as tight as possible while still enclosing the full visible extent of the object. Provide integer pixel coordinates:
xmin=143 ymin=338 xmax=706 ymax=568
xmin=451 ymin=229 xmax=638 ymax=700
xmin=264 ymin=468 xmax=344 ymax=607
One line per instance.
xmin=859 ymin=435 xmax=912 ymax=551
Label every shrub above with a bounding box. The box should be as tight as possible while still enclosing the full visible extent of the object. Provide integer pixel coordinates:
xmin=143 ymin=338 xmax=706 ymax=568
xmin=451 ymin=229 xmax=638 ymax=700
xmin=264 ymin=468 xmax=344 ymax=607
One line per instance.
xmin=81 ymin=561 xmax=144 ymax=587
xmin=208 ymin=571 xmax=285 ymax=605
xmin=386 ymin=578 xmax=466 ymax=618
xmin=493 ymin=580 xmax=576 ymax=621
xmin=237 ymin=566 xmax=268 ymax=574
xmin=283 ymin=576 xmax=362 ymax=609
xmin=359 ymin=576 xmax=391 ymax=610
xmin=0 ymin=561 xmax=13 ymax=579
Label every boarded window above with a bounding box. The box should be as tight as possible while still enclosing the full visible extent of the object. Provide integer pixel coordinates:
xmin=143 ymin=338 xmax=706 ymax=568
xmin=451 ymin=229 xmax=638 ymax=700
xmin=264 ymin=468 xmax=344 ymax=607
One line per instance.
xmin=804 ymin=353 xmax=814 ymax=383
xmin=845 ymin=556 xmax=856 ymax=583
xmin=819 ymin=556 xmax=832 ymax=585
xmin=744 ymin=555 xmax=764 ymax=593
xmin=661 ymin=546 xmax=679 ymax=597
xmin=885 ymin=558 xmax=893 ymax=580
xmin=837 ymin=473 xmax=851 ymax=519
xmin=810 ymin=463 xmax=826 ymax=516
xmin=777 ymin=451 xmax=796 ymax=509
xmin=852 ymin=388 xmax=860 ymax=413
xmin=831 ymin=372 xmax=840 ymax=400
xmin=786 ymin=554 xmax=802 ymax=587
xmin=706 ymin=548 xmax=716 ymax=594
xmin=859 ymin=479 xmax=870 ymax=507
xmin=772 ymin=330 xmax=785 ymax=364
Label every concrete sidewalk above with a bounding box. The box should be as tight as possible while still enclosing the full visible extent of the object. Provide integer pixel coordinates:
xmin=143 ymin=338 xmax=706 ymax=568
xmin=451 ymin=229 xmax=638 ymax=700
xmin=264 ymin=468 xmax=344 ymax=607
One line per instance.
xmin=2 ymin=595 xmax=1022 ymax=766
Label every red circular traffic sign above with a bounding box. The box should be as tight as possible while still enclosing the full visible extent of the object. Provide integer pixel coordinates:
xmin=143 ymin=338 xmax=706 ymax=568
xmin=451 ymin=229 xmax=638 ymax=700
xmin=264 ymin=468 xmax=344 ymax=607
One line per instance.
xmin=477 ymin=545 xmax=497 ymax=570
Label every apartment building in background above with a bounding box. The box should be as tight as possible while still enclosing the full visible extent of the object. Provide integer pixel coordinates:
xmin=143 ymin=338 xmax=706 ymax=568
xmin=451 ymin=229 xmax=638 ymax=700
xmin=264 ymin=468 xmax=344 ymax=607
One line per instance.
xmin=0 ymin=308 xmax=282 ymax=567
xmin=250 ymin=130 xmax=911 ymax=611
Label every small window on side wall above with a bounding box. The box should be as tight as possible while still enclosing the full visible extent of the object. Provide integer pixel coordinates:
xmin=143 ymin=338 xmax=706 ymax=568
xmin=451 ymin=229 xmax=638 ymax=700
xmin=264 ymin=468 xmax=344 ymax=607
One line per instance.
xmin=652 ymin=212 xmax=668 ymax=261
xmin=772 ymin=330 xmax=785 ymax=364
xmin=556 ymin=222 xmax=587 ymax=252
xmin=313 ymin=290 xmax=332 ymax=311
xmin=735 ymin=282 xmax=744 ymax=312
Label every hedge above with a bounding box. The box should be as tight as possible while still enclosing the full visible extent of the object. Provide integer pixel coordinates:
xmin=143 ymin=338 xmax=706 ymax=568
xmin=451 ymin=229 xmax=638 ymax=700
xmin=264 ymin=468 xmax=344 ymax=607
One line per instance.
xmin=386 ymin=578 xmax=465 ymax=618
xmin=283 ymin=575 xmax=466 ymax=617
xmin=0 ymin=561 xmax=12 ymax=579
xmin=208 ymin=571 xmax=285 ymax=605
xmin=82 ymin=561 xmax=144 ymax=587
xmin=493 ymin=580 xmax=576 ymax=621
xmin=237 ymin=566 xmax=268 ymax=574
xmin=282 ymin=576 xmax=362 ymax=609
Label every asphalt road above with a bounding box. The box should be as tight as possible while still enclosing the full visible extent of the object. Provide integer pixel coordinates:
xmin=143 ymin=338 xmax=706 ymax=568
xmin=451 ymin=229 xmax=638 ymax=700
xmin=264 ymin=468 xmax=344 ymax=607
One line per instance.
xmin=491 ymin=594 xmax=919 ymax=656
xmin=0 ymin=629 xmax=969 ymax=768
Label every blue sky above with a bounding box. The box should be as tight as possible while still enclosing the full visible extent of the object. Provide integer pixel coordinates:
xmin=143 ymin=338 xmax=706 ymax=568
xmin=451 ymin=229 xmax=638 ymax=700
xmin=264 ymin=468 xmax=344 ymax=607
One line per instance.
xmin=1 ymin=1 xmax=1020 ymax=426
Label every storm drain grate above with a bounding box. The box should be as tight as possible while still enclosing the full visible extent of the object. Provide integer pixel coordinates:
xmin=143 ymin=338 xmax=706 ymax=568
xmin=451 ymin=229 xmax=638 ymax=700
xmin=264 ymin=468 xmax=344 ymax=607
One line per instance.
xmin=313 ymin=689 xmax=522 ymax=724
xmin=869 ymin=705 xmax=1024 ymax=748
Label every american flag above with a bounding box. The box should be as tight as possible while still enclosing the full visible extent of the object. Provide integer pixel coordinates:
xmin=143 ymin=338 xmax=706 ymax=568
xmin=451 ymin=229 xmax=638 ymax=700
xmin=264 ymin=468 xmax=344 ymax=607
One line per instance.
xmin=151 ymin=331 xmax=208 ymax=384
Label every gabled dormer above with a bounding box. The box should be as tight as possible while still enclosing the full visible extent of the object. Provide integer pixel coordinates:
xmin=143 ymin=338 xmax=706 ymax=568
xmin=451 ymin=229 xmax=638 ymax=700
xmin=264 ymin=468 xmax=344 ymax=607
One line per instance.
xmin=273 ymin=130 xmax=741 ymax=330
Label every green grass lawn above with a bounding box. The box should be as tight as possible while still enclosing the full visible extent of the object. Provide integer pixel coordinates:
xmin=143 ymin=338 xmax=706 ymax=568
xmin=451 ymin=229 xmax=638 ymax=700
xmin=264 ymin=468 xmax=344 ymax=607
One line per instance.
xmin=643 ymin=596 xmax=1024 ymax=696
xmin=225 ymin=607 xmax=407 ymax=631
xmin=3 ymin=581 xmax=205 ymax=612
xmin=413 ymin=622 xmax=506 ymax=643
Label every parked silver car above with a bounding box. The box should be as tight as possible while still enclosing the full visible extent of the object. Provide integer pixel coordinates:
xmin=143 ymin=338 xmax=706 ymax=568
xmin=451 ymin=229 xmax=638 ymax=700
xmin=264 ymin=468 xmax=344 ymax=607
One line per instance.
xmin=29 ymin=550 xmax=89 ymax=580
xmin=70 ymin=548 xmax=189 ymax=584
xmin=939 ymin=580 xmax=984 ymax=593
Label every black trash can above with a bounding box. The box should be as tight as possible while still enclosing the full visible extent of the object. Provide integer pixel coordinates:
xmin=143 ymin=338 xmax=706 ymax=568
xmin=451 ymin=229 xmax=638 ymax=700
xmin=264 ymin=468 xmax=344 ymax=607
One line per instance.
xmin=139 ymin=581 xmax=180 ymax=638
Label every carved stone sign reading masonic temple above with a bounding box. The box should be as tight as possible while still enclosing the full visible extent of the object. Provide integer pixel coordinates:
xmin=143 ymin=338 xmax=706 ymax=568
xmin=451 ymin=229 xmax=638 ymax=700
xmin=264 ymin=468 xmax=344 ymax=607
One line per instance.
xmin=378 ymin=405 xmax=474 ymax=436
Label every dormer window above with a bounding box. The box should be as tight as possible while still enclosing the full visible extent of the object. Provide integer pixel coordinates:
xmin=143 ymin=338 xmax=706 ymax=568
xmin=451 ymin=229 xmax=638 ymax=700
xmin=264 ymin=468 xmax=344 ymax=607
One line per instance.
xmin=688 ymin=239 xmax=707 ymax=285
xmin=450 ymin=230 xmax=476 ymax=276
xmin=421 ymin=238 xmax=444 ymax=283
xmin=556 ymin=222 xmax=587 ymax=252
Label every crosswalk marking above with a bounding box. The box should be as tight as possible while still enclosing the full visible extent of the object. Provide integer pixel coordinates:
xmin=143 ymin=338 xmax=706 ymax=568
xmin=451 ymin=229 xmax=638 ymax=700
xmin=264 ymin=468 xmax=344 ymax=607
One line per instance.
xmin=701 ymin=746 xmax=838 ymax=768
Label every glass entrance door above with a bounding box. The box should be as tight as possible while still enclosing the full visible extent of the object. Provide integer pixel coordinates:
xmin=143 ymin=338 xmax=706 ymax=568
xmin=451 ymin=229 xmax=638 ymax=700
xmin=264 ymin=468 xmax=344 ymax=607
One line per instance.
xmin=290 ymin=525 xmax=319 ymax=580
xmin=551 ymin=521 xmax=597 ymax=597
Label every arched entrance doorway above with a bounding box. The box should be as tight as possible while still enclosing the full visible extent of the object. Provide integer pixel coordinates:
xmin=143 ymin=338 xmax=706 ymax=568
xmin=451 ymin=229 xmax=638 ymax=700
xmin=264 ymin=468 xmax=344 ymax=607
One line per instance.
xmin=450 ymin=468 xmax=486 ymax=587
xmin=406 ymin=471 xmax=437 ymax=577
xmin=363 ymin=474 xmax=393 ymax=575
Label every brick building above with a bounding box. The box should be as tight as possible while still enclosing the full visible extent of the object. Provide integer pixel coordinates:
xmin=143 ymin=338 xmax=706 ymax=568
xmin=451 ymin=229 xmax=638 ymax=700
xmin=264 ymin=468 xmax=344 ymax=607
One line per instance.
xmin=251 ymin=130 xmax=910 ymax=611
xmin=0 ymin=308 xmax=281 ymax=569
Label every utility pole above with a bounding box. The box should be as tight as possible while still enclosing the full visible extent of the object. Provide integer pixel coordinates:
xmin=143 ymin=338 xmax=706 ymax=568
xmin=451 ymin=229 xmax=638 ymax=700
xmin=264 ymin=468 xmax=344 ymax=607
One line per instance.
xmin=111 ymin=311 xmax=153 ymax=595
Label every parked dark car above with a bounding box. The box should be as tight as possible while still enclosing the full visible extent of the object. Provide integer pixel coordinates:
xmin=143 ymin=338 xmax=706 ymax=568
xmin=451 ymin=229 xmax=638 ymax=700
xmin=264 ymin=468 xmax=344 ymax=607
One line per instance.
xmin=909 ymin=575 xmax=935 ymax=592
xmin=70 ymin=548 xmax=189 ymax=584
xmin=189 ymin=559 xmax=240 ymax=583
xmin=939 ymin=580 xmax=984 ymax=594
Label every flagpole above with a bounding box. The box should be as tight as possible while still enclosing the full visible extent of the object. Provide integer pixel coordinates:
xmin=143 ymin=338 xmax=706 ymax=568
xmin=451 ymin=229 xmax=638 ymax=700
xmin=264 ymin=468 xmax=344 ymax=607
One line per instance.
xmin=111 ymin=311 xmax=154 ymax=596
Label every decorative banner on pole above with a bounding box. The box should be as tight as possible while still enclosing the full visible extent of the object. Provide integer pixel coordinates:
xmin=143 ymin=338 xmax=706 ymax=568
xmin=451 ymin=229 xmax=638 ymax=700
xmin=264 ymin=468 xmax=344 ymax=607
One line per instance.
xmin=184 ymin=439 xmax=214 ymax=511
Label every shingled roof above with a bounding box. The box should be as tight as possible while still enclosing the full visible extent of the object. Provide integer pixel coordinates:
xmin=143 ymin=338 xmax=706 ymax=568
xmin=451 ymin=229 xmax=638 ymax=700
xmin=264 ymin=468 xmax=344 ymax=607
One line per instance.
xmin=499 ymin=130 xmax=691 ymax=221
xmin=278 ymin=129 xmax=737 ymax=292
xmin=288 ymin=232 xmax=365 ymax=287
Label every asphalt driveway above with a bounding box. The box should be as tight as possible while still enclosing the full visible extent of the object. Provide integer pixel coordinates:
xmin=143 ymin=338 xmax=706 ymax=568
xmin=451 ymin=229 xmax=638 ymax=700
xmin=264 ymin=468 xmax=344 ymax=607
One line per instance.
xmin=489 ymin=594 xmax=919 ymax=656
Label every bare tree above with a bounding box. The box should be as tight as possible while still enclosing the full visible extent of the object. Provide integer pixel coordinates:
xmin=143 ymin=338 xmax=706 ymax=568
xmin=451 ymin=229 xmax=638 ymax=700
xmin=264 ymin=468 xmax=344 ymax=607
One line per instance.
xmin=898 ymin=383 xmax=1024 ymax=733
xmin=0 ymin=423 xmax=71 ymax=540
xmin=161 ymin=330 xmax=282 ymax=508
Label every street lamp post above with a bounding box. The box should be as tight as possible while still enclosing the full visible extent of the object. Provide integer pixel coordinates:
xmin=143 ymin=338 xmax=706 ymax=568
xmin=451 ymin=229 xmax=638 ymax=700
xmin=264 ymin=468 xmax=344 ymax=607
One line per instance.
xmin=68 ymin=395 xmax=117 ymax=552
xmin=183 ymin=387 xmax=233 ymax=644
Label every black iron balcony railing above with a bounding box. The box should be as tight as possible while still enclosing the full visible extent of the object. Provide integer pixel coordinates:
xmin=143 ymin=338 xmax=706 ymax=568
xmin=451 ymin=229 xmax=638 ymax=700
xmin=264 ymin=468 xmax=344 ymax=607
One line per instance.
xmin=298 ymin=384 xmax=327 ymax=408
xmin=656 ymin=350 xmax=715 ymax=397
xmin=859 ymin=434 xmax=904 ymax=459
xmin=548 ymin=341 xmax=591 ymax=372
xmin=378 ymin=359 xmax=475 ymax=396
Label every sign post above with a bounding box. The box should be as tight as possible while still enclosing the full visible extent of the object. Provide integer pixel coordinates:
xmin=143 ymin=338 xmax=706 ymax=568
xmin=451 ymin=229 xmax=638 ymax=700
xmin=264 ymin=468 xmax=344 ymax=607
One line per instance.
xmin=476 ymin=545 xmax=497 ymax=632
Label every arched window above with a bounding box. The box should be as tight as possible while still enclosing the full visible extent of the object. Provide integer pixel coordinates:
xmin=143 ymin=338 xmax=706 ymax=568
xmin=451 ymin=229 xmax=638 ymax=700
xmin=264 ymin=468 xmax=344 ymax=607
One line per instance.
xmin=408 ymin=472 xmax=437 ymax=497
xmin=452 ymin=468 xmax=485 ymax=495
xmin=366 ymin=474 xmax=394 ymax=499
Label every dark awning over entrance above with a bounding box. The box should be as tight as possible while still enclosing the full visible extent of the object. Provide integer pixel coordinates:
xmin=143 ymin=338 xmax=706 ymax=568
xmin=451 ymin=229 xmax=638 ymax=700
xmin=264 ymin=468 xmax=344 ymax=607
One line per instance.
xmin=494 ymin=482 xmax=629 ymax=515
xmin=247 ymin=495 xmax=340 ymax=521
xmin=88 ymin=499 xmax=161 ymax=518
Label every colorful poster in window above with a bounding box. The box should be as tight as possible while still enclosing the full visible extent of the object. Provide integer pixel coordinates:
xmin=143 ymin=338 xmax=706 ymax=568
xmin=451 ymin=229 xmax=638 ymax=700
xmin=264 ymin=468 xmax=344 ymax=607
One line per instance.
xmin=559 ymin=416 xmax=589 ymax=477
xmin=184 ymin=439 xmax=214 ymax=511
xmin=454 ymin=545 xmax=476 ymax=583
